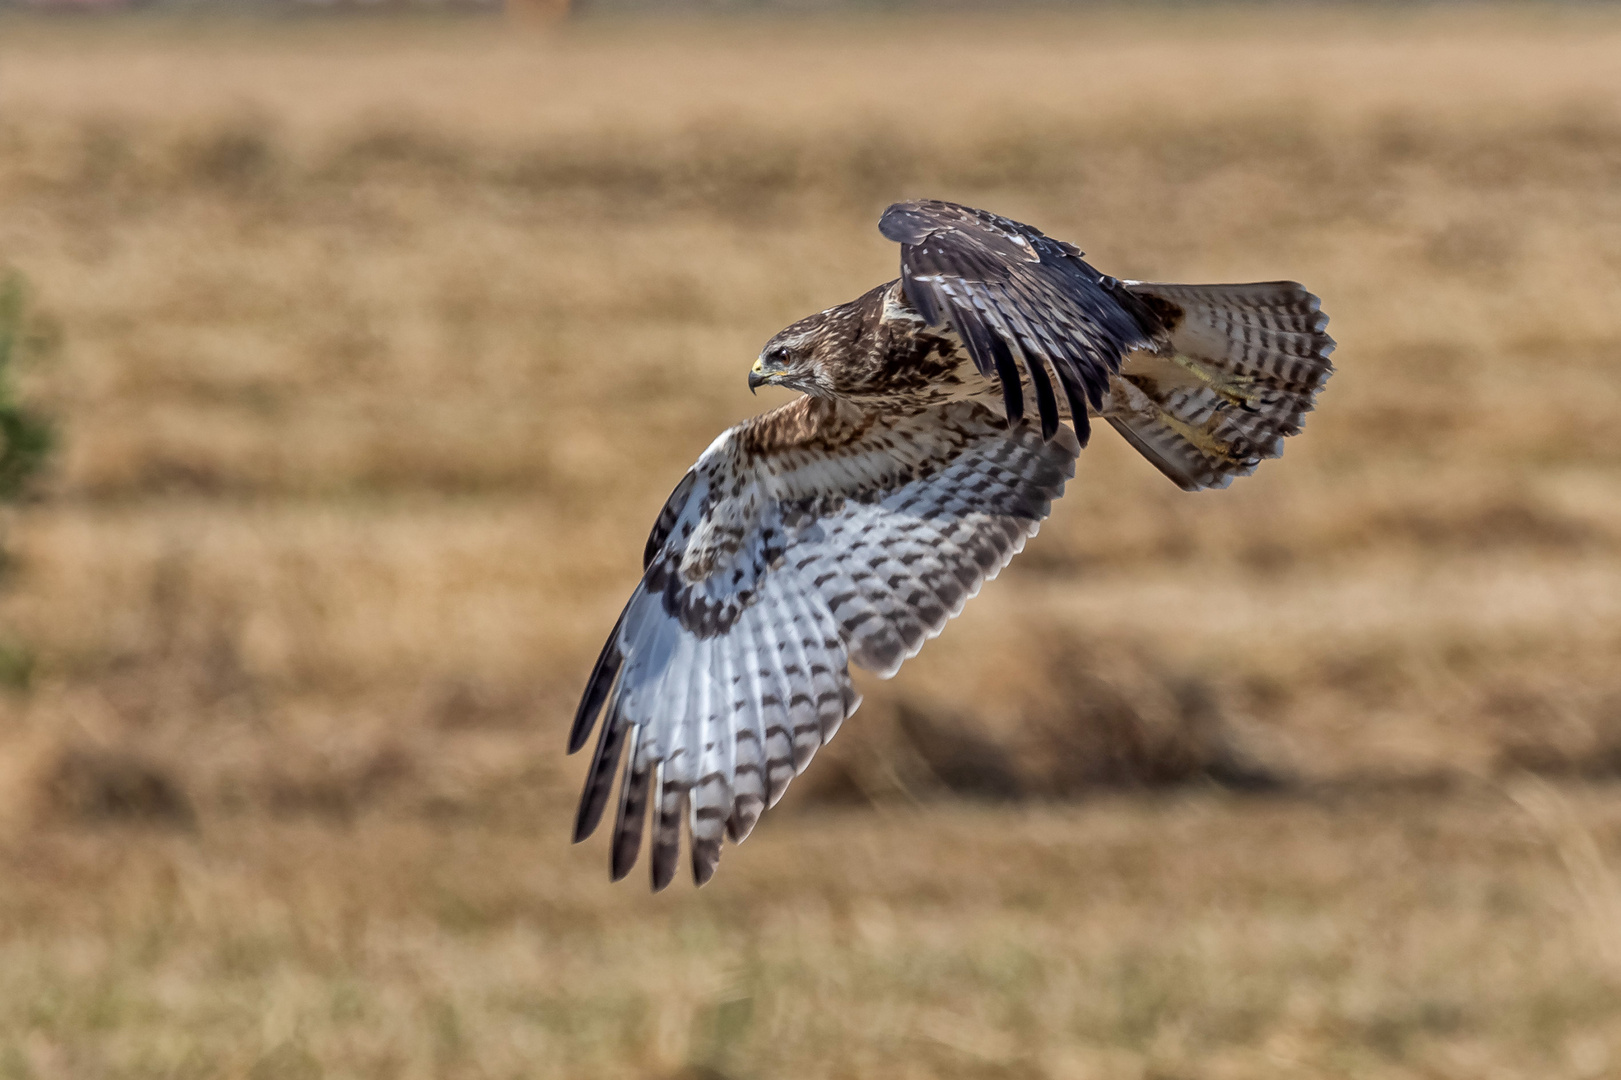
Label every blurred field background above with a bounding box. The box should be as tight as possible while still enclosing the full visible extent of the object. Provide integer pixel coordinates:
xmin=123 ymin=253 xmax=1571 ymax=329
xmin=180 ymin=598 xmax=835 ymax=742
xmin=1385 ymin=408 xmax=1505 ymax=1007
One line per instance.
xmin=4 ymin=6 xmax=1621 ymax=1077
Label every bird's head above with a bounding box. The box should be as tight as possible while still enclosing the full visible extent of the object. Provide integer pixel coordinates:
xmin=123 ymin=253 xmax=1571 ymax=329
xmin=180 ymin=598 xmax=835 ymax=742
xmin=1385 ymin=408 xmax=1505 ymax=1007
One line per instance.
xmin=749 ymin=322 xmax=831 ymax=398
xmin=749 ymin=298 xmax=872 ymax=399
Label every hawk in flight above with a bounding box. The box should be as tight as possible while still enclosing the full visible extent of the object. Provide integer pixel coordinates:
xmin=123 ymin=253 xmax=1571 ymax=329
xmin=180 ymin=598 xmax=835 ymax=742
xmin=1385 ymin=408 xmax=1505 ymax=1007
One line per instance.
xmin=570 ymin=200 xmax=1335 ymax=889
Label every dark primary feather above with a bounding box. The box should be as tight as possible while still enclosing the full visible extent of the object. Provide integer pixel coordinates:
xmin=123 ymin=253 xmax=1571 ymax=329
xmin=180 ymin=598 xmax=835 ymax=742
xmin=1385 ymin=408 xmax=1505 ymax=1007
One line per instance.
xmin=879 ymin=199 xmax=1164 ymax=441
xmin=611 ymin=726 xmax=651 ymax=881
xmin=1023 ymin=337 xmax=1061 ymax=441
xmin=644 ymin=471 xmax=697 ymax=571
xmin=982 ymin=326 xmax=1025 ymax=428
xmin=572 ymin=703 xmax=628 ymax=842
xmin=651 ymin=772 xmax=683 ymax=892
xmin=568 ymin=605 xmax=625 ymax=754
xmin=569 ymin=472 xmax=700 ymax=756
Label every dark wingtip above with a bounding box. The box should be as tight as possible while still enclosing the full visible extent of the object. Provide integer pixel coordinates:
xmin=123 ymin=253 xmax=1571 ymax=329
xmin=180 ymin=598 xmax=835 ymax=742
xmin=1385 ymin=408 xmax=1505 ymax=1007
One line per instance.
xmin=726 ymin=798 xmax=764 ymax=844
xmin=567 ymin=678 xmax=611 ymax=754
xmin=691 ymin=841 xmax=720 ymax=886
xmin=987 ymin=333 xmax=1025 ymax=427
xmin=1026 ymin=358 xmax=1060 ymax=442
xmin=610 ymin=741 xmax=649 ymax=882
xmin=610 ymin=817 xmax=642 ymax=881
xmin=568 ymin=609 xmax=627 ymax=754
xmin=1053 ymin=366 xmax=1093 ymax=449
xmin=610 ymin=839 xmax=638 ymax=882
xmin=651 ymin=841 xmax=679 ymax=893
xmin=1085 ymin=380 xmax=1106 ymax=414
xmin=650 ymin=781 xmax=682 ymax=892
xmin=572 ymin=710 xmax=628 ymax=843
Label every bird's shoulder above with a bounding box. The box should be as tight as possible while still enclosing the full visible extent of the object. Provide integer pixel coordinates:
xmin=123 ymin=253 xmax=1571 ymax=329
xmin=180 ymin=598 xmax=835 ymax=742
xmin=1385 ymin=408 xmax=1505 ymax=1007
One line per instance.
xmin=818 ymin=281 xmax=980 ymax=405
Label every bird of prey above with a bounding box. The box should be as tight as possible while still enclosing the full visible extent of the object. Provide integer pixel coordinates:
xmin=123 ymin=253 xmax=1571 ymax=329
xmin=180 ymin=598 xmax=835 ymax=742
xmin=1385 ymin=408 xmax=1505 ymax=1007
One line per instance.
xmin=569 ymin=199 xmax=1334 ymax=890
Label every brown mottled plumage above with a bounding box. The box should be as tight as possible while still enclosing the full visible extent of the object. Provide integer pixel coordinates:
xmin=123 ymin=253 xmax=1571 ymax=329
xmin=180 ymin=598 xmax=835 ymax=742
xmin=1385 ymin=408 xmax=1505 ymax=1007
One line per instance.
xmin=571 ymin=199 xmax=1336 ymax=890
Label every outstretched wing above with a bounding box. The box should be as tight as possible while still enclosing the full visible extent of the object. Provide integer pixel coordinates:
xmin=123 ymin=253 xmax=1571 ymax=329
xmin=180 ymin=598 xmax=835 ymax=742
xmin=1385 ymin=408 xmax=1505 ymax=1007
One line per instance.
xmin=569 ymin=401 xmax=1080 ymax=890
xmin=879 ymin=199 xmax=1166 ymax=444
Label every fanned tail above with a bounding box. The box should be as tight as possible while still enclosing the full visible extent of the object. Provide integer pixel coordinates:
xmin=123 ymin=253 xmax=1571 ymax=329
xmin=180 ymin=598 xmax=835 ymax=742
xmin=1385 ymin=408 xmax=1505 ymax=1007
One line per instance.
xmin=1105 ymin=281 xmax=1335 ymax=491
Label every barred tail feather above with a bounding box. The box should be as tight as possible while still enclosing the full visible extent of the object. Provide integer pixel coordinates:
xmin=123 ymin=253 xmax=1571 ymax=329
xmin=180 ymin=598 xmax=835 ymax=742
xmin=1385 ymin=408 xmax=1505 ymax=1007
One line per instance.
xmin=1107 ymin=280 xmax=1335 ymax=491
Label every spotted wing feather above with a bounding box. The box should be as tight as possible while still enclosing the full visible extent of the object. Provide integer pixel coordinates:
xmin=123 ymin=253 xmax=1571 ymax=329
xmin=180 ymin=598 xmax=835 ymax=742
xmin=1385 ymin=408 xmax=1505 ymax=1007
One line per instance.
xmin=569 ymin=402 xmax=1079 ymax=889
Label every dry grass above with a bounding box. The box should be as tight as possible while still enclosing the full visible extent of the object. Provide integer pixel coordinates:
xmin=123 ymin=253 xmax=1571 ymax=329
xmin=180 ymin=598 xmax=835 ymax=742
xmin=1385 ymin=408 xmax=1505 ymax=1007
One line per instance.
xmin=8 ymin=792 xmax=1621 ymax=1080
xmin=2 ymin=8 xmax=1621 ymax=1076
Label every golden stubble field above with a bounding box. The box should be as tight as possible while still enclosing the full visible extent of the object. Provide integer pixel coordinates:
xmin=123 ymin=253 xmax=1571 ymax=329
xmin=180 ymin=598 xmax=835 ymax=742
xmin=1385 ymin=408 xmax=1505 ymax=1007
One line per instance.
xmin=3 ymin=9 xmax=1621 ymax=1078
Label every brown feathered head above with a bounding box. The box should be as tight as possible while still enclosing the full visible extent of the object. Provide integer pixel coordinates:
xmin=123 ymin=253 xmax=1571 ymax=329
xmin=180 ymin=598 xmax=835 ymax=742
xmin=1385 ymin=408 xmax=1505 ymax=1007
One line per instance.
xmin=749 ymin=282 xmax=948 ymax=403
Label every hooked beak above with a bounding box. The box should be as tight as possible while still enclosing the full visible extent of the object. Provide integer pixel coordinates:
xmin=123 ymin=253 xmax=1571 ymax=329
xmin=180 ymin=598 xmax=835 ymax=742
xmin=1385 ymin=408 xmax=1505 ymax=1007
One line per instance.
xmin=748 ymin=358 xmax=774 ymax=394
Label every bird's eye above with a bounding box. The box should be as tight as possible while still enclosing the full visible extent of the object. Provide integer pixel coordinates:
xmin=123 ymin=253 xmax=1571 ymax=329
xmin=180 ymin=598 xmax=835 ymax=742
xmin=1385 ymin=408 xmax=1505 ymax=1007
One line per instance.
xmin=767 ymin=346 xmax=790 ymax=366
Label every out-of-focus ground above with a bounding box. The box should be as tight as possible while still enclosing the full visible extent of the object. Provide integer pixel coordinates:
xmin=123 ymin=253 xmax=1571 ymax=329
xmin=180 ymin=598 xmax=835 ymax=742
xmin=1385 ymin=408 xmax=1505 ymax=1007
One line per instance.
xmin=3 ymin=9 xmax=1621 ymax=1077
